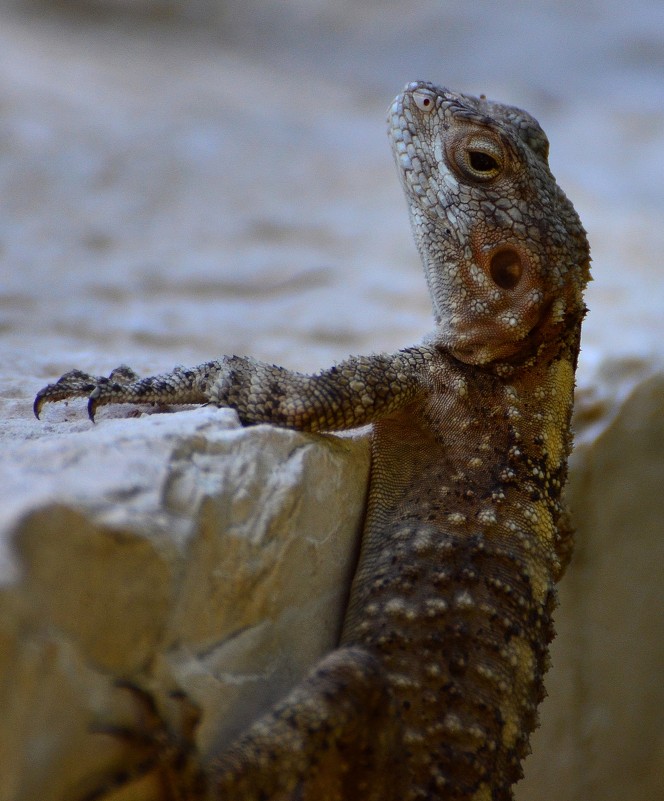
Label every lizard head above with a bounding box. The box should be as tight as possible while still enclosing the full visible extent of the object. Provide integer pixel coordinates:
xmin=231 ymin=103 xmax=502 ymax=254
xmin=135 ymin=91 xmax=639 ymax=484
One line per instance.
xmin=388 ymin=81 xmax=591 ymax=366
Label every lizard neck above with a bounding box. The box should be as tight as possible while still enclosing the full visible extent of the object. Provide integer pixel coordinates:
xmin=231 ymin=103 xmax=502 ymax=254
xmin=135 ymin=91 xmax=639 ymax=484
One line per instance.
xmin=353 ymin=326 xmax=580 ymax=586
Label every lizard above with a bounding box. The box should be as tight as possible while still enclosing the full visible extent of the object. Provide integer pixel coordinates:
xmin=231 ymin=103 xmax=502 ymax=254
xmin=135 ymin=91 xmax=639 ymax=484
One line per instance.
xmin=34 ymin=80 xmax=590 ymax=801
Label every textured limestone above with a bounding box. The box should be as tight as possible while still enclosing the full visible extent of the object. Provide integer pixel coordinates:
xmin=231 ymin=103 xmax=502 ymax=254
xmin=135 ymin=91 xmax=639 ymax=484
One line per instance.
xmin=0 ymin=408 xmax=370 ymax=801
xmin=519 ymin=359 xmax=664 ymax=801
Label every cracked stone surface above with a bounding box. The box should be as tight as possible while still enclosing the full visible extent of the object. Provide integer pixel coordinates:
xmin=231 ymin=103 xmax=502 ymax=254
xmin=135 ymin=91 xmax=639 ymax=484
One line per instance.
xmin=1 ymin=407 xmax=370 ymax=801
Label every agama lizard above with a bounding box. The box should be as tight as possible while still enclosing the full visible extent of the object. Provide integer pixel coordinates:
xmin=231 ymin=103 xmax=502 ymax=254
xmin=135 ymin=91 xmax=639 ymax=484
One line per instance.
xmin=35 ymin=81 xmax=591 ymax=801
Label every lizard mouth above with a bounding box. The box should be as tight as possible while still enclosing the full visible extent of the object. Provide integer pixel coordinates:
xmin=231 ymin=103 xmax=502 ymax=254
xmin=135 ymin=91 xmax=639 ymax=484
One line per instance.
xmin=450 ymin=339 xmax=525 ymax=365
xmin=450 ymin=297 xmax=557 ymax=366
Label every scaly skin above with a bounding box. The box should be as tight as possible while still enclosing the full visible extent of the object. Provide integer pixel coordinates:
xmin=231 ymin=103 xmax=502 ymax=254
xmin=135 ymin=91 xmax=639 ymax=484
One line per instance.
xmin=35 ymin=82 xmax=590 ymax=800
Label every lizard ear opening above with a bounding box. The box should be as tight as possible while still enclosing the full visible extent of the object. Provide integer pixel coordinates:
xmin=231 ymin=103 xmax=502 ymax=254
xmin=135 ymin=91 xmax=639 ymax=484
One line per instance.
xmin=489 ymin=248 xmax=523 ymax=290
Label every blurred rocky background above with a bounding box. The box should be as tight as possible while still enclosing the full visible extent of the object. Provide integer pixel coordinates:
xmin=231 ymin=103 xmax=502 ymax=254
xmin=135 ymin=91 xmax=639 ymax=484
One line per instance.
xmin=0 ymin=1 xmax=662 ymax=799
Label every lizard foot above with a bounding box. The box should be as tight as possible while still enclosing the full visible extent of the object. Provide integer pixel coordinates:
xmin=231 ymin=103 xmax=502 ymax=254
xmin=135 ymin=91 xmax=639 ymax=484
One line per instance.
xmin=78 ymin=681 xmax=206 ymax=801
xmin=34 ymin=365 xmax=141 ymax=420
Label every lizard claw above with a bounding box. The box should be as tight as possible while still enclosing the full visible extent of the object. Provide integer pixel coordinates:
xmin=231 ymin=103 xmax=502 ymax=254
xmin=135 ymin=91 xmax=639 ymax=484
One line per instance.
xmin=33 ymin=365 xmax=140 ymax=420
xmin=33 ymin=369 xmax=99 ymax=418
xmin=77 ymin=681 xmax=205 ymax=801
xmin=88 ymin=387 xmax=102 ymax=422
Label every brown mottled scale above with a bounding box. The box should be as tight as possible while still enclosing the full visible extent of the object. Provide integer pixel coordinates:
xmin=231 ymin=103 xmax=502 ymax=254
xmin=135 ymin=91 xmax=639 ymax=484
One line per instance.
xmin=340 ymin=349 xmax=578 ymax=800
xmin=35 ymin=82 xmax=590 ymax=800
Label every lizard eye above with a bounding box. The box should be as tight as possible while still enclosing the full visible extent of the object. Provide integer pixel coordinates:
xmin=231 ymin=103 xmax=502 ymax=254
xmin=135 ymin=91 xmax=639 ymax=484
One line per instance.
xmin=452 ymin=136 xmax=504 ymax=182
xmin=468 ymin=150 xmax=499 ymax=173
xmin=412 ymin=90 xmax=436 ymax=112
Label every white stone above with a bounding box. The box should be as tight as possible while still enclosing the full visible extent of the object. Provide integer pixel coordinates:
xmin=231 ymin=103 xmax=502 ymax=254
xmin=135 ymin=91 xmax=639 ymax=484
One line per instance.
xmin=0 ymin=407 xmax=369 ymax=800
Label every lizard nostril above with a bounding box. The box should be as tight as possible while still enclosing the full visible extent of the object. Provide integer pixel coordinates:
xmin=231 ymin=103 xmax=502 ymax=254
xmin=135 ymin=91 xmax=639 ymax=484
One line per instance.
xmin=489 ymin=248 xmax=523 ymax=290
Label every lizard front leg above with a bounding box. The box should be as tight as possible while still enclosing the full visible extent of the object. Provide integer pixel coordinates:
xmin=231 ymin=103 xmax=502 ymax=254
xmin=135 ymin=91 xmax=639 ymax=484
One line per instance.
xmin=34 ymin=349 xmax=432 ymax=430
